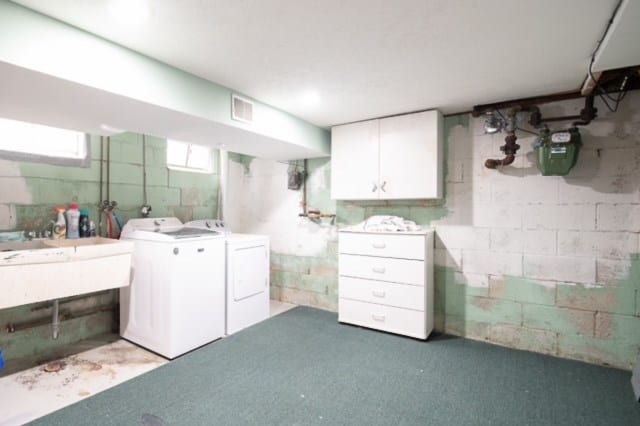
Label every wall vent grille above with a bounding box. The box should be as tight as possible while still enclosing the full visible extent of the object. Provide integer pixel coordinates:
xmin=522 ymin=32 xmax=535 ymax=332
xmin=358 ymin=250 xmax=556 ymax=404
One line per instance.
xmin=231 ymin=94 xmax=254 ymax=123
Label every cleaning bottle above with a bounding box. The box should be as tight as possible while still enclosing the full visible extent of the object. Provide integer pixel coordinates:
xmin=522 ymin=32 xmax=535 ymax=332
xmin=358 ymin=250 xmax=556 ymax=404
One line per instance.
xmin=66 ymin=203 xmax=80 ymax=239
xmin=53 ymin=208 xmax=66 ymax=239
xmin=79 ymin=209 xmax=90 ymax=238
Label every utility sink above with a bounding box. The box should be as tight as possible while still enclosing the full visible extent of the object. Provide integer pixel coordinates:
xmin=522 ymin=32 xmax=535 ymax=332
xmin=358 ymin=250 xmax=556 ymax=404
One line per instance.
xmin=0 ymin=239 xmax=51 ymax=251
xmin=0 ymin=237 xmax=133 ymax=310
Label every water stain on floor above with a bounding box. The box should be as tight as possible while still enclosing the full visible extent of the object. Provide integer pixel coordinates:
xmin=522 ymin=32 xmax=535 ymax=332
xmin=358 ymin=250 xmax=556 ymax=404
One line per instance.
xmin=11 ymin=340 xmax=165 ymax=392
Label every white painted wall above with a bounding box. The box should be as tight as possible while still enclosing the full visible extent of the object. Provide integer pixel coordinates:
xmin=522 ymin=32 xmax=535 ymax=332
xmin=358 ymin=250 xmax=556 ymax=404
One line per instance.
xmin=225 ymin=157 xmax=336 ymax=257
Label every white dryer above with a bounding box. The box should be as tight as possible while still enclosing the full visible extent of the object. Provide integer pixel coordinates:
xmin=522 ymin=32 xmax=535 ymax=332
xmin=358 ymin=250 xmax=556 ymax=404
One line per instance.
xmin=186 ymin=220 xmax=270 ymax=335
xmin=120 ymin=217 xmax=225 ymax=359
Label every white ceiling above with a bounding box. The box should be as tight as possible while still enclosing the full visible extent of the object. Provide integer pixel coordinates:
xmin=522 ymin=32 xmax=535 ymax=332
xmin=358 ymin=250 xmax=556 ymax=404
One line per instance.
xmin=10 ymin=0 xmax=623 ymax=128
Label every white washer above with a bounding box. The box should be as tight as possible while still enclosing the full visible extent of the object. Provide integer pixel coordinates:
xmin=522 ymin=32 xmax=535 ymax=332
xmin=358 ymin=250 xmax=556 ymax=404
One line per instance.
xmin=120 ymin=217 xmax=225 ymax=359
xmin=186 ymin=220 xmax=270 ymax=335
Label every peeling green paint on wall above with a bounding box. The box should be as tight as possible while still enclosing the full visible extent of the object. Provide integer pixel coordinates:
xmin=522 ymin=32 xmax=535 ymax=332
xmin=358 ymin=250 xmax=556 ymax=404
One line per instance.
xmin=444 ymin=114 xmax=470 ymax=140
xmin=1 ymin=132 xmax=220 ymax=366
xmin=269 ymin=240 xmax=339 ymax=311
xmin=335 ymin=199 xmax=449 ymax=227
xmin=228 ymin=152 xmax=255 ymax=175
xmin=13 ymin=133 xmax=219 ymax=231
xmin=432 ymin=261 xmax=640 ymax=369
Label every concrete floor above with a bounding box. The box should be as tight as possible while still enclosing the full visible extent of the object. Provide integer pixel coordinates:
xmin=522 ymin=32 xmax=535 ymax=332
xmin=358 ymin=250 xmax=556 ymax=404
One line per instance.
xmin=0 ymin=300 xmax=296 ymax=426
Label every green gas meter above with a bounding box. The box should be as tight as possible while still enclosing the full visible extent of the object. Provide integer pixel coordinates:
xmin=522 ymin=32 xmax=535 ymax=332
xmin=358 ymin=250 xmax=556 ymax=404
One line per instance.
xmin=534 ymin=128 xmax=581 ymax=176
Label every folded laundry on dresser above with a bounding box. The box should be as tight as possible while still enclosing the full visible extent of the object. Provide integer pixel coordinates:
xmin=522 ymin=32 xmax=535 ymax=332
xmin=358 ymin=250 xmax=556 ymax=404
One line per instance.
xmin=347 ymin=215 xmax=421 ymax=232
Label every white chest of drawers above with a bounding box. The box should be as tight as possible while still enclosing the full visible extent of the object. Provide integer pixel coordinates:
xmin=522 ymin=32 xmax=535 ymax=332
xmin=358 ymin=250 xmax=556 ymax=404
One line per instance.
xmin=338 ymin=230 xmax=434 ymax=340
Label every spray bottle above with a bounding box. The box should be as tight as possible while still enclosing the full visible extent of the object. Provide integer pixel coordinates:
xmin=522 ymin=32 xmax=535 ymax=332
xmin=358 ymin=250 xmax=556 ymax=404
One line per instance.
xmin=53 ymin=208 xmax=66 ymax=239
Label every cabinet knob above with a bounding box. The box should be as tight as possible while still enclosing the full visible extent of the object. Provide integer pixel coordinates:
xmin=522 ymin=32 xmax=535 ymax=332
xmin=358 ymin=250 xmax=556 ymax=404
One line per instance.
xmin=372 ymin=290 xmax=385 ymax=298
xmin=372 ymin=314 xmax=386 ymax=322
xmin=371 ymin=183 xmax=378 ymax=192
xmin=372 ymin=267 xmax=386 ymax=274
xmin=380 ymin=181 xmax=387 ymax=192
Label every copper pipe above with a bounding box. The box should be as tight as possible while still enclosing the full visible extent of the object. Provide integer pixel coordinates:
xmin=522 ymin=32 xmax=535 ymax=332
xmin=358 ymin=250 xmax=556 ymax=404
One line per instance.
xmin=485 ymin=133 xmax=520 ymax=169
xmin=485 ymin=155 xmax=515 ymax=169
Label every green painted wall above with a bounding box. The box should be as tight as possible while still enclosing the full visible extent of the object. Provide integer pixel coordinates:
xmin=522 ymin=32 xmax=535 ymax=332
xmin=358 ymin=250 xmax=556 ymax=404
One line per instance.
xmin=0 ymin=132 xmax=219 ymax=368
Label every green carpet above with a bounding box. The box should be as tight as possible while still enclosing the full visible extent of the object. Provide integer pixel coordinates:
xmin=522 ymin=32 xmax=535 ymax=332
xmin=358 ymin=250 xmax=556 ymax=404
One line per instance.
xmin=34 ymin=307 xmax=639 ymax=425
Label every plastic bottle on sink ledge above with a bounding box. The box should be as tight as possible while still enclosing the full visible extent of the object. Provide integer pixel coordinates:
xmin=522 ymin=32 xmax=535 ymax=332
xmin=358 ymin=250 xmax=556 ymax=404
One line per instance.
xmin=79 ymin=209 xmax=90 ymax=238
xmin=66 ymin=203 xmax=80 ymax=239
xmin=53 ymin=207 xmax=67 ymax=239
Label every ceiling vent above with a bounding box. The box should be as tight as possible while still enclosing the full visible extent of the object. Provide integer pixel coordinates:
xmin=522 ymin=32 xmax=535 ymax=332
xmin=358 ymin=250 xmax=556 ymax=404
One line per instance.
xmin=231 ymin=94 xmax=253 ymax=123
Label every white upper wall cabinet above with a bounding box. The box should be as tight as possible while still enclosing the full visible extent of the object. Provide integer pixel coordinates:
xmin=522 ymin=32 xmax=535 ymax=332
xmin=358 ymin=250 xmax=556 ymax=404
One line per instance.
xmin=331 ymin=110 xmax=443 ymax=200
xmin=331 ymin=119 xmax=380 ymax=200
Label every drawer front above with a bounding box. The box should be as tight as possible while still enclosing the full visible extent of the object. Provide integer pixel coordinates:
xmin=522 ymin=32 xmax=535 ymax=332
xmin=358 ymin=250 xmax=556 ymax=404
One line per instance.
xmin=339 ymin=254 xmax=424 ymax=286
xmin=339 ymin=232 xmax=425 ymax=260
xmin=339 ymin=298 xmax=426 ymax=339
xmin=339 ymin=276 xmax=425 ymax=311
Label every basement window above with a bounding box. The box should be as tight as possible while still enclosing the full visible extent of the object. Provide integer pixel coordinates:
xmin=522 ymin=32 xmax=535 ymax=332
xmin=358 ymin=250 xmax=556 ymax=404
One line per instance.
xmin=0 ymin=117 xmax=89 ymax=166
xmin=166 ymin=139 xmax=214 ymax=173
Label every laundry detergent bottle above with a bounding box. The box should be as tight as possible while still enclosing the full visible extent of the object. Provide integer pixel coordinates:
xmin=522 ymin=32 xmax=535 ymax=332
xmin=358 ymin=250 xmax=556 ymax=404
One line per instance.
xmin=53 ymin=208 xmax=66 ymax=239
xmin=66 ymin=203 xmax=80 ymax=239
xmin=79 ymin=209 xmax=90 ymax=238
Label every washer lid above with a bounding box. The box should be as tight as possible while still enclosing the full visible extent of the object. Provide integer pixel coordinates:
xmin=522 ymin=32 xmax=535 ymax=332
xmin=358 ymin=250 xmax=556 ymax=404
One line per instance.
xmin=185 ymin=219 xmax=231 ymax=235
xmin=122 ymin=217 xmax=222 ymax=241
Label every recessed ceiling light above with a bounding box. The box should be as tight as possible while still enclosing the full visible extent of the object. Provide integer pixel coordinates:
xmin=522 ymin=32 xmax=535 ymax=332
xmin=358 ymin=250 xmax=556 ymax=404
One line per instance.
xmin=108 ymin=0 xmax=149 ymax=25
xmin=300 ymin=90 xmax=320 ymax=107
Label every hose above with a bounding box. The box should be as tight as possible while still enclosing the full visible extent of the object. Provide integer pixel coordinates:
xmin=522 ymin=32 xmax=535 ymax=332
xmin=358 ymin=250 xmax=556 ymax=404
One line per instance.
xmin=112 ymin=211 xmax=123 ymax=239
xmin=106 ymin=211 xmax=114 ymax=239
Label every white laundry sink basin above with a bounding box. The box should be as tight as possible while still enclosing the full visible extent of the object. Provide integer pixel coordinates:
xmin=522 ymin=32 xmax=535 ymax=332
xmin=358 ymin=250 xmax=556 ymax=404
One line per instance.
xmin=0 ymin=239 xmax=51 ymax=251
xmin=0 ymin=237 xmax=133 ymax=310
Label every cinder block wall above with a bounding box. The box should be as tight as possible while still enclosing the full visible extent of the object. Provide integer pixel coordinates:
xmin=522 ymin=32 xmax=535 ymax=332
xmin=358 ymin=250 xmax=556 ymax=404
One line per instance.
xmin=225 ymin=155 xmax=339 ymax=310
xmin=427 ymin=93 xmax=640 ymax=369
xmin=228 ymin=92 xmax=640 ymax=369
xmin=0 ymin=133 xmax=219 ymax=365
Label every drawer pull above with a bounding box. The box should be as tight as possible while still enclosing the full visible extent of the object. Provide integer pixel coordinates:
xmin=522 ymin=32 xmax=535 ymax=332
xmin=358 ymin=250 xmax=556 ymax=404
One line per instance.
xmin=372 ymin=290 xmax=385 ymax=298
xmin=372 ymin=314 xmax=386 ymax=322
xmin=372 ymin=267 xmax=386 ymax=274
xmin=372 ymin=243 xmax=386 ymax=249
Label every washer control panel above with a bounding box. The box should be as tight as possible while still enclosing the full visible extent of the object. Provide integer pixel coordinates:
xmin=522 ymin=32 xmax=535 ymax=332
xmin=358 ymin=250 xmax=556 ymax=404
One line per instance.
xmin=203 ymin=220 xmax=231 ymax=235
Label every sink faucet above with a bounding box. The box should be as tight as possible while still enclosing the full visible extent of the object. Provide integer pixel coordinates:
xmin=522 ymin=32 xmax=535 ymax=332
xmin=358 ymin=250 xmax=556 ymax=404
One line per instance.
xmin=24 ymin=229 xmax=54 ymax=240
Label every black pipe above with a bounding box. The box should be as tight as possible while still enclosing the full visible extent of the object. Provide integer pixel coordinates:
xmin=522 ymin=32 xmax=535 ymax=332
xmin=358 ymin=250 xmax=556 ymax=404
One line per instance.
xmin=572 ymin=95 xmax=597 ymax=126
xmin=302 ymin=159 xmax=308 ymax=216
xmin=540 ymin=115 xmax=581 ymax=123
xmin=106 ymin=136 xmax=111 ymax=203
xmin=473 ymin=91 xmax=583 ymax=117
xmin=5 ymin=304 xmax=115 ymax=333
xmin=99 ymin=136 xmax=104 ymax=237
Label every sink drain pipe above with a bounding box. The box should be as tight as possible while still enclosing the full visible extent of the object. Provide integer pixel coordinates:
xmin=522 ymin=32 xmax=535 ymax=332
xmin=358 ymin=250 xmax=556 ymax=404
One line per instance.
xmin=52 ymin=299 xmax=60 ymax=339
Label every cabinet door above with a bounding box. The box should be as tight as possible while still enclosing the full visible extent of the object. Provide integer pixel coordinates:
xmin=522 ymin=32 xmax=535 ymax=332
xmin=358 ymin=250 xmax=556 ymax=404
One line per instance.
xmin=331 ymin=120 xmax=380 ymax=200
xmin=378 ymin=110 xmax=443 ymax=199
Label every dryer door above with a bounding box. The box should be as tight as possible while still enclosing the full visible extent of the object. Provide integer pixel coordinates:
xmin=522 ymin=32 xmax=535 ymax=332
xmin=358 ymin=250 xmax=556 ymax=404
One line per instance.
xmin=230 ymin=243 xmax=268 ymax=301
